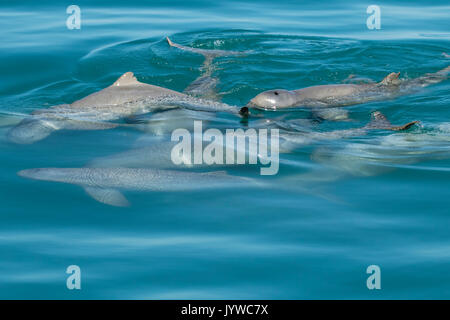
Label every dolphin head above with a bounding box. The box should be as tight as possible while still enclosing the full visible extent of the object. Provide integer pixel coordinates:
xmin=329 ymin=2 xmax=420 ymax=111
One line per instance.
xmin=246 ymin=89 xmax=297 ymax=110
xmin=18 ymin=167 xmax=70 ymax=182
xmin=7 ymin=118 xmax=58 ymax=144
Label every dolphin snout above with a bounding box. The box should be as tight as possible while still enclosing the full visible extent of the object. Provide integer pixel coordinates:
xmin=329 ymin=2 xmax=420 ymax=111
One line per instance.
xmin=239 ymin=106 xmax=250 ymax=117
xmin=18 ymin=168 xmax=41 ymax=179
xmin=240 ymin=99 xmax=259 ymax=116
xmin=17 ymin=168 xmax=58 ymax=181
xmin=245 ymin=99 xmax=258 ymax=108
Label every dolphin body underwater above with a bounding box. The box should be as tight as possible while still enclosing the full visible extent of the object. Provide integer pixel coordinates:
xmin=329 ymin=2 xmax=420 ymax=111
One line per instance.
xmin=18 ymin=168 xmax=255 ymax=207
xmin=7 ymin=38 xmax=241 ymax=144
xmin=245 ymin=66 xmax=450 ymax=111
xmin=279 ymin=111 xmax=419 ymax=147
xmin=87 ymin=111 xmax=419 ymax=170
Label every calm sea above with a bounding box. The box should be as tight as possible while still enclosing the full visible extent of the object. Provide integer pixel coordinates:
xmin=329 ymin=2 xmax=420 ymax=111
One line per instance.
xmin=0 ymin=0 xmax=449 ymax=299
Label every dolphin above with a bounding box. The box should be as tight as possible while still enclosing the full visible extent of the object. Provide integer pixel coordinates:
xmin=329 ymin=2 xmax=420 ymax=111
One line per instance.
xmin=310 ymin=121 xmax=450 ymax=179
xmin=8 ymin=35 xmax=245 ymax=144
xmin=87 ymin=111 xmax=417 ymax=170
xmin=87 ymin=136 xmax=269 ymax=170
xmin=7 ymin=71 xmax=241 ymax=144
xmin=17 ymin=167 xmax=254 ymax=207
xmin=279 ymin=111 xmax=419 ymax=148
xmin=245 ymin=66 xmax=450 ymax=112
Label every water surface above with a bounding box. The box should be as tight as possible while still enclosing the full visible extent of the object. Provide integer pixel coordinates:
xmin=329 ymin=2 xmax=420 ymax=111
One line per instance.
xmin=0 ymin=0 xmax=449 ymax=299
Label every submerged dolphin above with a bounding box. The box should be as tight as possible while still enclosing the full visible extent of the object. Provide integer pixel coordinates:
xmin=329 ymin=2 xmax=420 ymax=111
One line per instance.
xmin=87 ymin=111 xmax=417 ymax=170
xmin=8 ymin=71 xmax=240 ymax=144
xmin=245 ymin=66 xmax=450 ymax=111
xmin=279 ymin=111 xmax=419 ymax=148
xmin=87 ymin=135 xmax=270 ymax=170
xmin=127 ymin=108 xmax=218 ymax=136
xmin=308 ymin=121 xmax=450 ymax=180
xmin=18 ymin=168 xmax=254 ymax=207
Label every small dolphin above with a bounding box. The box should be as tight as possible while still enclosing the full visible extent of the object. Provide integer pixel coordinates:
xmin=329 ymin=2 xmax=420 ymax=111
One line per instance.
xmin=87 ymin=135 xmax=268 ymax=170
xmin=18 ymin=168 xmax=253 ymax=207
xmin=311 ymin=123 xmax=450 ymax=178
xmin=279 ymin=111 xmax=419 ymax=148
xmin=88 ymin=111 xmax=416 ymax=170
xmin=245 ymin=66 xmax=450 ymax=112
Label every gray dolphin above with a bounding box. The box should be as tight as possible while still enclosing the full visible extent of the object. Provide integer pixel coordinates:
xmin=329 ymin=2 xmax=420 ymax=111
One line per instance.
xmin=18 ymin=168 xmax=254 ymax=207
xmin=309 ymin=121 xmax=450 ymax=179
xmin=279 ymin=111 xmax=419 ymax=148
xmin=87 ymin=136 xmax=267 ymax=170
xmin=87 ymin=111 xmax=417 ymax=170
xmin=8 ymin=71 xmax=240 ymax=144
xmin=245 ymin=66 xmax=450 ymax=111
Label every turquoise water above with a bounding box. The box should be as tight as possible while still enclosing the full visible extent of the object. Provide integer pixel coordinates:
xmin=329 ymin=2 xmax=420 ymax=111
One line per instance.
xmin=0 ymin=1 xmax=449 ymax=299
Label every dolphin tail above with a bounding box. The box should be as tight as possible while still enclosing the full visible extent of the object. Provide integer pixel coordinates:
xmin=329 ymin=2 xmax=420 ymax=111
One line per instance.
xmin=365 ymin=111 xmax=419 ymax=131
xmin=84 ymin=186 xmax=130 ymax=207
xmin=167 ymin=37 xmax=243 ymax=99
xmin=166 ymin=36 xmax=242 ymax=59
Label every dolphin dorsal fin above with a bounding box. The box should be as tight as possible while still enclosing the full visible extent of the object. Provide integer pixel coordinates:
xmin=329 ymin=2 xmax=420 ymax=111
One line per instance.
xmin=380 ymin=72 xmax=401 ymax=85
xmin=365 ymin=111 xmax=392 ymax=129
xmin=113 ymin=72 xmax=140 ymax=87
